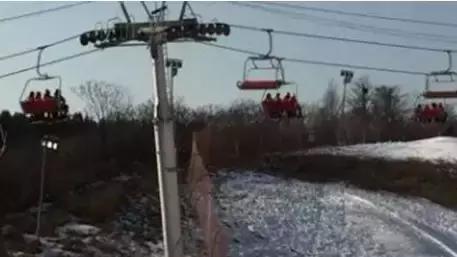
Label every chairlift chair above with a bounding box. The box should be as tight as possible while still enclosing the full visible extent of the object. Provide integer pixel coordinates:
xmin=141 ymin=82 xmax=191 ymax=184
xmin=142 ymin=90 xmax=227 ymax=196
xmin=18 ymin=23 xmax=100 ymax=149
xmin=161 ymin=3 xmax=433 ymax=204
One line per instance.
xmin=422 ymin=51 xmax=457 ymax=99
xmin=236 ymin=55 xmax=300 ymax=118
xmin=236 ymin=28 xmax=287 ymax=91
xmin=236 ymin=29 xmax=302 ymax=120
xmin=422 ymin=70 xmax=457 ymax=99
xmin=19 ymin=48 xmax=69 ymax=125
xmin=414 ymin=71 xmax=457 ymax=124
xmin=237 ymin=56 xmax=287 ymax=90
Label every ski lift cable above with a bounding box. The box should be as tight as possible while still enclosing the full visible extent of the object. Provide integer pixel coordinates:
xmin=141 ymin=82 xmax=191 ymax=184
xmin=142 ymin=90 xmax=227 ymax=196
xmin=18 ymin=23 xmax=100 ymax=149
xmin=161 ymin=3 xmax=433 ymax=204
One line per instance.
xmin=0 ymin=43 xmax=148 ymax=81
xmin=0 ymin=2 xmax=93 ymax=24
xmin=200 ymin=42 xmax=428 ymax=76
xmin=0 ymin=48 xmax=103 ymax=80
xmin=257 ymin=2 xmax=457 ymax=29
xmin=229 ymin=23 xmax=457 ymax=53
xmin=0 ymin=33 xmax=85 ymax=62
xmin=229 ymin=2 xmax=457 ymax=45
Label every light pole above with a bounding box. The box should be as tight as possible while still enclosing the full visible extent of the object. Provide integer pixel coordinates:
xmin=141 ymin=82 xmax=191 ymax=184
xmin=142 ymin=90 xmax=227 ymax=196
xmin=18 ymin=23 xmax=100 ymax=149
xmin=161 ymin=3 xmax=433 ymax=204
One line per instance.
xmin=340 ymin=70 xmax=354 ymax=116
xmin=339 ymin=70 xmax=354 ymax=145
xmin=36 ymin=135 xmax=59 ymax=237
xmin=166 ymin=58 xmax=183 ymax=113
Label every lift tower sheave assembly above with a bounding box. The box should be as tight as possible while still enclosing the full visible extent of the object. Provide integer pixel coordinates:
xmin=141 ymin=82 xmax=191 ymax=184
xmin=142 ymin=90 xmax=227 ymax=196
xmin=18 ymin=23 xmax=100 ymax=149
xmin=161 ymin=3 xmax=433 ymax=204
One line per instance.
xmin=79 ymin=4 xmax=230 ymax=257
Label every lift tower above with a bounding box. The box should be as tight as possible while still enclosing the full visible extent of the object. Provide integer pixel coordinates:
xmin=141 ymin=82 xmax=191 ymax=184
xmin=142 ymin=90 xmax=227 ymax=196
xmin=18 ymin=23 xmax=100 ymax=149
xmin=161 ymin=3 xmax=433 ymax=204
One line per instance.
xmin=79 ymin=2 xmax=230 ymax=257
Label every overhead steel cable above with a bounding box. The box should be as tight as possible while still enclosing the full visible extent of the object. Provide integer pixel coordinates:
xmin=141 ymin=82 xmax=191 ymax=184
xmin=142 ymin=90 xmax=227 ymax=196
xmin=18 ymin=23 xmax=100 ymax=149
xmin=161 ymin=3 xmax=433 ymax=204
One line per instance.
xmin=229 ymin=2 xmax=457 ymax=45
xmin=0 ymin=49 xmax=102 ymax=80
xmin=229 ymin=23 xmax=456 ymax=53
xmin=0 ymin=33 xmax=83 ymax=62
xmin=259 ymin=2 xmax=457 ymax=29
xmin=0 ymin=48 xmax=38 ymax=62
xmin=200 ymin=42 xmax=427 ymax=76
xmin=0 ymin=43 xmax=149 ymax=80
xmin=0 ymin=2 xmax=92 ymax=24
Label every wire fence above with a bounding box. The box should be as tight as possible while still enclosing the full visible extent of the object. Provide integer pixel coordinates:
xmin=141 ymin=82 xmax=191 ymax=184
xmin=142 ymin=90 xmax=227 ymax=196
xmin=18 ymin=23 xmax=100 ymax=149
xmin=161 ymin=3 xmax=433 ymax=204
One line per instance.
xmin=181 ymin=121 xmax=310 ymax=257
xmin=184 ymin=134 xmax=230 ymax=257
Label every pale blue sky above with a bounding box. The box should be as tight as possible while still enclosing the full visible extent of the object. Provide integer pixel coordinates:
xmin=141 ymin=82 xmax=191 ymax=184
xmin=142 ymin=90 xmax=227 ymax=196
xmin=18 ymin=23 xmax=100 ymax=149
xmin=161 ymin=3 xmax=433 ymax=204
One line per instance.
xmin=2 ymin=1 xmax=457 ymax=113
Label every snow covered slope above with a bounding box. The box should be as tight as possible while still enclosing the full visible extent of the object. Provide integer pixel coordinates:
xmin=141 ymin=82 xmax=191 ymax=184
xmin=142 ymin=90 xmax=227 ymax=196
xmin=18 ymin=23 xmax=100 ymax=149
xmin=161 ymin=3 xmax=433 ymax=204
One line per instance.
xmin=214 ymin=171 xmax=457 ymax=257
xmin=305 ymin=137 xmax=457 ymax=163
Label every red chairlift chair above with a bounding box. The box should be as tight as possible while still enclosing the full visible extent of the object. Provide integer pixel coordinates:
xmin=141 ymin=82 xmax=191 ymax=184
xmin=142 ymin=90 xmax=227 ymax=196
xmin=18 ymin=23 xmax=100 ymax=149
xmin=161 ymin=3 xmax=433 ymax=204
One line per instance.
xmin=19 ymin=48 xmax=69 ymax=125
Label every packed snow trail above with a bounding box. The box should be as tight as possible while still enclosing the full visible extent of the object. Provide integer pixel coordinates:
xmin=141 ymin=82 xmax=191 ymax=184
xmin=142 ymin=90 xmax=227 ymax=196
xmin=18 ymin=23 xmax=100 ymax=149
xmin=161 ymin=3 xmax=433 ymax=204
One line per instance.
xmin=303 ymin=136 xmax=457 ymax=163
xmin=214 ymin=171 xmax=457 ymax=257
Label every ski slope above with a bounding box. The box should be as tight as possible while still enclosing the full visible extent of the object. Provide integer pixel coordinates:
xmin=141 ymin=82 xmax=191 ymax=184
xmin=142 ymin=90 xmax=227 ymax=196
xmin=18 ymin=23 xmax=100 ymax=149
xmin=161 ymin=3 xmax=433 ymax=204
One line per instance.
xmin=214 ymin=171 xmax=457 ymax=257
xmin=305 ymin=137 xmax=457 ymax=163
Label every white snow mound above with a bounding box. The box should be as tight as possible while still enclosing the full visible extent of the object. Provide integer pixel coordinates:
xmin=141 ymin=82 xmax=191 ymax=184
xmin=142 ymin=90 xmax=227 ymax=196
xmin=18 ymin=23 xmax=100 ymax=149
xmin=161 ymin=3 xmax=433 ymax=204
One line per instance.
xmin=305 ymin=136 xmax=457 ymax=163
xmin=57 ymin=223 xmax=101 ymax=236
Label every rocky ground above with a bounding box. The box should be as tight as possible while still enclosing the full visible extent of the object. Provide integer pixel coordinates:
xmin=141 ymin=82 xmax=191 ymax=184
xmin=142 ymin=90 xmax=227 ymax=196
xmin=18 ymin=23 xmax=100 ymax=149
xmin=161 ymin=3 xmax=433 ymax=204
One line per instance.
xmin=0 ymin=173 xmax=199 ymax=257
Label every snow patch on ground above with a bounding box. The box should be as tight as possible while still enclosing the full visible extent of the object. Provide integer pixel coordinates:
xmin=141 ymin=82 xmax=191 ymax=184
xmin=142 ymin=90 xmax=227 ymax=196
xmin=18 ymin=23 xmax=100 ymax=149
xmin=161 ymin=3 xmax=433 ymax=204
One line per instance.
xmin=56 ymin=224 xmax=100 ymax=237
xmin=214 ymin=171 xmax=457 ymax=257
xmin=303 ymin=136 xmax=457 ymax=163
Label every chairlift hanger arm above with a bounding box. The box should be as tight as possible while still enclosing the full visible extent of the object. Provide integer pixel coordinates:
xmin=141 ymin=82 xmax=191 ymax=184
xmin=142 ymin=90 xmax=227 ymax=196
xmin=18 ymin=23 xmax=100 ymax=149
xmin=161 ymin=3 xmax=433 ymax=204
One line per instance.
xmin=119 ymin=2 xmax=132 ymax=23
xmin=432 ymin=50 xmax=455 ymax=74
xmin=36 ymin=47 xmax=48 ymax=78
xmin=140 ymin=2 xmax=153 ymax=20
xmin=20 ymin=46 xmax=63 ymax=101
xmin=179 ymin=1 xmax=189 ymax=21
xmin=444 ymin=50 xmax=453 ymax=72
xmin=261 ymin=28 xmax=273 ymax=57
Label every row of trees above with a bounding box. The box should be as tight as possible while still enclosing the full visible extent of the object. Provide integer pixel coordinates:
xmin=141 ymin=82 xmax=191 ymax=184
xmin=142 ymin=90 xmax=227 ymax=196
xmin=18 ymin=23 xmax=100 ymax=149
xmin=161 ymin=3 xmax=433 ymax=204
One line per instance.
xmin=2 ymin=76 xmax=449 ymax=148
xmin=69 ymin=78 xmax=413 ymax=126
xmin=316 ymin=76 xmax=410 ymax=123
xmin=309 ymin=75 xmax=456 ymax=144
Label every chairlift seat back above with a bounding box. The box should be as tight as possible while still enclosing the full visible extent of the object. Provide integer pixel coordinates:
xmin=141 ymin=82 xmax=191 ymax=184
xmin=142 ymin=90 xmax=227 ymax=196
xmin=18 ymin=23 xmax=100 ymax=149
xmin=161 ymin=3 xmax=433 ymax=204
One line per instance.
xmin=21 ymin=99 xmax=58 ymax=114
xmin=423 ymin=91 xmax=457 ymax=99
xmin=237 ymin=80 xmax=283 ymax=90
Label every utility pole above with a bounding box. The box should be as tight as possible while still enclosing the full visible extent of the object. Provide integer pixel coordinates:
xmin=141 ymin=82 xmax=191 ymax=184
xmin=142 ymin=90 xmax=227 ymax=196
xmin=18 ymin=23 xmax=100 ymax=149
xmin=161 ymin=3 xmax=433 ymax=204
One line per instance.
xmin=79 ymin=3 xmax=230 ymax=257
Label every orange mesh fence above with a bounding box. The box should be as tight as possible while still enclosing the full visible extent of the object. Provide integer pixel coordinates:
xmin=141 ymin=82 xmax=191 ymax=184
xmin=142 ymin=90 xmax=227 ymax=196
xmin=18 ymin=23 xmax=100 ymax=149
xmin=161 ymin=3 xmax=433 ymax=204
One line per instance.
xmin=187 ymin=132 xmax=230 ymax=257
xmin=186 ymin=121 xmax=308 ymax=256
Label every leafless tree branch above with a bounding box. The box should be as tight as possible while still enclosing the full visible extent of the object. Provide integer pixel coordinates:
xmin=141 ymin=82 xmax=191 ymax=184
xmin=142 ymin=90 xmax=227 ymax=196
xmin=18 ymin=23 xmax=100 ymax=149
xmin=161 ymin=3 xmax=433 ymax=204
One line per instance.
xmin=0 ymin=124 xmax=6 ymax=159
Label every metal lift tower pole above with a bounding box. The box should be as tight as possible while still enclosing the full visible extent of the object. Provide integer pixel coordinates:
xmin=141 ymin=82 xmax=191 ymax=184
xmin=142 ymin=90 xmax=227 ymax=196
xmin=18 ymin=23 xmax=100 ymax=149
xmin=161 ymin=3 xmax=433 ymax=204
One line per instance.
xmin=79 ymin=3 xmax=231 ymax=255
xmin=150 ymin=21 xmax=183 ymax=257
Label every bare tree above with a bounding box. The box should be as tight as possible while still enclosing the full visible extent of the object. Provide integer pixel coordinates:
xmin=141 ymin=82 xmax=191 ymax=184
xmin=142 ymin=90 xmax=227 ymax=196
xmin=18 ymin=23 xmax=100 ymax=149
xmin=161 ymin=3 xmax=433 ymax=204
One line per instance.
xmin=72 ymin=80 xmax=132 ymax=158
xmin=0 ymin=123 xmax=8 ymax=257
xmin=0 ymin=124 xmax=6 ymax=159
xmin=348 ymin=75 xmax=372 ymax=118
xmin=371 ymin=85 xmax=408 ymax=122
xmin=225 ymin=99 xmax=262 ymax=125
xmin=135 ymin=97 xmax=196 ymax=126
xmin=135 ymin=99 xmax=154 ymax=123
xmin=345 ymin=76 xmax=373 ymax=143
xmin=321 ymin=79 xmax=340 ymax=120
xmin=72 ymin=80 xmax=132 ymax=121
xmin=310 ymin=80 xmax=341 ymax=145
